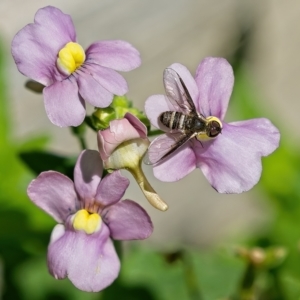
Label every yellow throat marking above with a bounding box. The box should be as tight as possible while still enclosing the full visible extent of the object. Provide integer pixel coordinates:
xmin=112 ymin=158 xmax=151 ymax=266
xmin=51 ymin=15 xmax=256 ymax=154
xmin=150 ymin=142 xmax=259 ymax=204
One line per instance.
xmin=72 ymin=209 xmax=102 ymax=234
xmin=57 ymin=42 xmax=86 ymax=75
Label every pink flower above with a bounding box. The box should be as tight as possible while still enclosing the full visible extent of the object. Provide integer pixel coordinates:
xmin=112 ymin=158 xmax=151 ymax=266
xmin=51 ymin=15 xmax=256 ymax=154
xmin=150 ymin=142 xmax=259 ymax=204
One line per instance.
xmin=98 ymin=113 xmax=148 ymax=162
xmin=12 ymin=6 xmax=141 ymax=127
xmin=145 ymin=57 xmax=280 ymax=193
xmin=27 ymin=150 xmax=152 ymax=291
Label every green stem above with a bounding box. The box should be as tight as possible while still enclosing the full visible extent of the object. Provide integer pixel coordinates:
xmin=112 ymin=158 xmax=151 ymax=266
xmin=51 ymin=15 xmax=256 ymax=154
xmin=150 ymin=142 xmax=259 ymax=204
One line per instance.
xmin=113 ymin=240 xmax=123 ymax=262
xmin=268 ymin=268 xmax=285 ymax=300
xmin=148 ymin=129 xmax=164 ymax=137
xmin=71 ymin=124 xmax=87 ymax=150
xmin=181 ymin=251 xmax=203 ymax=300
xmin=78 ymin=135 xmax=87 ymax=150
xmin=239 ymin=263 xmax=257 ymax=300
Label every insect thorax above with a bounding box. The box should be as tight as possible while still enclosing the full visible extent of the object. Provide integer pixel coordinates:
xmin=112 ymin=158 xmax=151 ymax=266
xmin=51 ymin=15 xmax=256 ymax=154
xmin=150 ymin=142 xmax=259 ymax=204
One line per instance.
xmin=160 ymin=111 xmax=205 ymax=132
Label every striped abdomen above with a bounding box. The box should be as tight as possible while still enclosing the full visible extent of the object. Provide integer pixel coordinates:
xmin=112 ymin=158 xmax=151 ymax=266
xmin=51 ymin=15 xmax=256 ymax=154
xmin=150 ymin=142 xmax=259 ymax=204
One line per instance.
xmin=160 ymin=111 xmax=205 ymax=132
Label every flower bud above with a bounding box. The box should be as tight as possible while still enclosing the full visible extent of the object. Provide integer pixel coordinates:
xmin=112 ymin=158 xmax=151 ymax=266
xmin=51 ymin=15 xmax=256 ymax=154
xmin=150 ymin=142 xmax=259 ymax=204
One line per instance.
xmin=92 ymin=107 xmax=117 ymax=130
xmin=97 ymin=113 xmax=168 ymax=211
xmin=235 ymin=246 xmax=287 ymax=269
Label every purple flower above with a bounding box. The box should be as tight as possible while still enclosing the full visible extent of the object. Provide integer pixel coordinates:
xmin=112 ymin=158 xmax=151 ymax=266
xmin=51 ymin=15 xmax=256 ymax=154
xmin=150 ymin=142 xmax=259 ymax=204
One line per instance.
xmin=144 ymin=57 xmax=280 ymax=193
xmin=12 ymin=6 xmax=141 ymax=127
xmin=27 ymin=150 xmax=152 ymax=292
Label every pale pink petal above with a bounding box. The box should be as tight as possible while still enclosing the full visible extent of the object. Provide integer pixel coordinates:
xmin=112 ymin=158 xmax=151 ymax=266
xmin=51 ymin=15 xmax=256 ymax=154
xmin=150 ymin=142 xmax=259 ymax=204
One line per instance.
xmin=195 ymin=118 xmax=280 ymax=193
xmin=124 ymin=113 xmax=148 ymax=137
xmin=153 ymin=142 xmax=196 ymax=182
xmin=85 ymin=40 xmax=141 ymax=72
xmin=48 ymin=224 xmax=120 ymax=292
xmin=11 ymin=6 xmax=76 ymax=86
xmin=76 ymin=70 xmax=113 ymax=108
xmin=43 ymin=77 xmax=86 ymax=127
xmin=50 ymin=224 xmax=66 ymax=244
xmin=144 ymin=95 xmax=170 ymax=129
xmin=74 ymin=150 xmax=103 ymax=204
xmin=95 ymin=171 xmax=129 ymax=206
xmin=81 ymin=64 xmax=128 ymax=96
xmin=97 ymin=114 xmax=147 ymax=160
xmin=102 ymin=200 xmax=153 ymax=240
xmin=27 ymin=171 xmax=77 ymax=223
xmin=195 ymin=57 xmax=234 ymax=119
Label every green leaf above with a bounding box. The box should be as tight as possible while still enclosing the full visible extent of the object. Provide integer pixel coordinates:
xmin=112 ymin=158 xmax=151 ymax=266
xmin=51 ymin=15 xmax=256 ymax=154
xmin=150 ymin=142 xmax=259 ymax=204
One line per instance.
xmin=19 ymin=150 xmax=76 ymax=180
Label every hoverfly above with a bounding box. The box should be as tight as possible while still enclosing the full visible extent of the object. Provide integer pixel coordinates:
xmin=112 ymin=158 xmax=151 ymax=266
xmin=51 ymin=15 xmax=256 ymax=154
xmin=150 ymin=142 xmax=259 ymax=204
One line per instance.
xmin=144 ymin=68 xmax=222 ymax=165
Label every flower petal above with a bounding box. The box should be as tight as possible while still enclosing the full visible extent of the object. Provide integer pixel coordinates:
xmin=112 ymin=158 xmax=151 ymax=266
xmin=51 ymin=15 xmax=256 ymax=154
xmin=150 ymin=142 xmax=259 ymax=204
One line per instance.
xmin=27 ymin=171 xmax=77 ymax=223
xmin=11 ymin=6 xmax=76 ymax=86
xmin=48 ymin=223 xmax=120 ymax=292
xmin=153 ymin=141 xmax=196 ymax=182
xmin=124 ymin=113 xmax=148 ymax=138
xmin=144 ymin=95 xmax=170 ymax=129
xmin=95 ymin=171 xmax=129 ymax=206
xmin=85 ymin=40 xmax=141 ymax=72
xmin=82 ymin=64 xmax=128 ymax=96
xmin=98 ymin=114 xmax=147 ymax=160
xmin=102 ymin=200 xmax=153 ymax=240
xmin=43 ymin=77 xmax=86 ymax=127
xmin=195 ymin=119 xmax=280 ymax=193
xmin=77 ymin=70 xmax=113 ymax=108
xmin=195 ymin=57 xmax=234 ymax=119
xmin=50 ymin=224 xmax=66 ymax=244
xmin=74 ymin=150 xmax=103 ymax=204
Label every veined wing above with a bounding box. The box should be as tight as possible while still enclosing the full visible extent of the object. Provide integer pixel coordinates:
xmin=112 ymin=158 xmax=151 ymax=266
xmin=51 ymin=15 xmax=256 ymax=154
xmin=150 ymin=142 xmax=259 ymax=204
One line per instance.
xmin=163 ymin=68 xmax=197 ymax=115
xmin=143 ymin=132 xmax=193 ymax=165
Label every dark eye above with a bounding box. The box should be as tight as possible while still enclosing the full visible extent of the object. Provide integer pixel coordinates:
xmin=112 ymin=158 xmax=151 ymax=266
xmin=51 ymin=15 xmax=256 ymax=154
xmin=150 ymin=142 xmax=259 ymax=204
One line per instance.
xmin=208 ymin=121 xmax=222 ymax=137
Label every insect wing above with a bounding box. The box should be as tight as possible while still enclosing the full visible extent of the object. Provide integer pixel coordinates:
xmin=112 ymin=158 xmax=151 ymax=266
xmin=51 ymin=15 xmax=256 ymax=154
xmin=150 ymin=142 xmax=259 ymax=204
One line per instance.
xmin=163 ymin=68 xmax=197 ymax=115
xmin=143 ymin=132 xmax=193 ymax=165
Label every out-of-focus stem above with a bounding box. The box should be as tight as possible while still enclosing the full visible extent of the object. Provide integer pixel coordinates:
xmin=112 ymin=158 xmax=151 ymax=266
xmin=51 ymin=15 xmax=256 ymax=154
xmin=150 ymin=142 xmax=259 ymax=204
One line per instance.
xmin=78 ymin=136 xmax=87 ymax=150
xmin=148 ymin=129 xmax=164 ymax=137
xmin=181 ymin=251 xmax=203 ymax=300
xmin=239 ymin=263 xmax=256 ymax=300
xmin=129 ymin=164 xmax=168 ymax=212
xmin=71 ymin=124 xmax=87 ymax=150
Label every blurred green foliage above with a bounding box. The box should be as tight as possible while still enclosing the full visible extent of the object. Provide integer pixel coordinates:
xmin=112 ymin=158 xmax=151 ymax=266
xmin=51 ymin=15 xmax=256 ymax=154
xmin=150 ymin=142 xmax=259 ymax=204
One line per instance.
xmin=1 ymin=34 xmax=300 ymax=300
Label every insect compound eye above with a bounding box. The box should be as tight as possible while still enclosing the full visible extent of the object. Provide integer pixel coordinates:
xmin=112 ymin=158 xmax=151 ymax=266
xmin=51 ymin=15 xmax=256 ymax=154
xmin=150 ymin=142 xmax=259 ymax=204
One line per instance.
xmin=208 ymin=120 xmax=222 ymax=137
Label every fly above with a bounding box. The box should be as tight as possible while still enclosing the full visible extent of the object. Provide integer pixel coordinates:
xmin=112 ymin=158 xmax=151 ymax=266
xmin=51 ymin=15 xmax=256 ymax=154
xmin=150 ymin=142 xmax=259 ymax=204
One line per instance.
xmin=144 ymin=68 xmax=222 ymax=165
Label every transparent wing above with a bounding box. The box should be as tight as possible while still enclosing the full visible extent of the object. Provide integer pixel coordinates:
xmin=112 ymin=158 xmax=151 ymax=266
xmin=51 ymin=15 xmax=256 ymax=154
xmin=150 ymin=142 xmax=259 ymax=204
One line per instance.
xmin=143 ymin=132 xmax=193 ymax=165
xmin=163 ymin=68 xmax=197 ymax=115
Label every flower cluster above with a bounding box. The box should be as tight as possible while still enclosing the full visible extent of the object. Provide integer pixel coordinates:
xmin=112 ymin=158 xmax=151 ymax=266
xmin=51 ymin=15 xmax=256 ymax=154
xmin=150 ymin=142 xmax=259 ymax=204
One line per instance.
xmin=12 ymin=5 xmax=280 ymax=294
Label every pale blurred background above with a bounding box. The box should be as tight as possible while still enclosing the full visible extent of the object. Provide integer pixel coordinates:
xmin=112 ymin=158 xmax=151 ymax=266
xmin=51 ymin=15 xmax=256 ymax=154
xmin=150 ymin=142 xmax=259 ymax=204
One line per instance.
xmin=0 ymin=0 xmax=298 ymax=248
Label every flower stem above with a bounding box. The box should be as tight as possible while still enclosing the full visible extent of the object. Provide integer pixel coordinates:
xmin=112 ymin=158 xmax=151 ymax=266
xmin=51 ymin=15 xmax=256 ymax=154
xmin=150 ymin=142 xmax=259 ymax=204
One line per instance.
xmin=128 ymin=164 xmax=168 ymax=211
xmin=78 ymin=136 xmax=87 ymax=150
xmin=148 ymin=129 xmax=164 ymax=137
xmin=71 ymin=124 xmax=87 ymax=150
xmin=113 ymin=240 xmax=123 ymax=262
xmin=239 ymin=263 xmax=256 ymax=300
xmin=181 ymin=251 xmax=203 ymax=300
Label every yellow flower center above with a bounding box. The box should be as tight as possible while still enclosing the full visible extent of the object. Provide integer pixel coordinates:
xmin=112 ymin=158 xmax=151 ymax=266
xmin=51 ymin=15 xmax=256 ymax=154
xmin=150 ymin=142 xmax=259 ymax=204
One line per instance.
xmin=57 ymin=42 xmax=86 ymax=75
xmin=72 ymin=209 xmax=102 ymax=234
